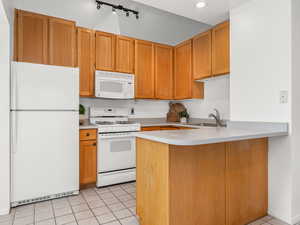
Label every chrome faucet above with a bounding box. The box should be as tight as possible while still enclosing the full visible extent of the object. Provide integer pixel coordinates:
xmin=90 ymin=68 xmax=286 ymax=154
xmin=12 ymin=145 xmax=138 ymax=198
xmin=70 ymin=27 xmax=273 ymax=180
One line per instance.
xmin=209 ymin=109 xmax=226 ymax=127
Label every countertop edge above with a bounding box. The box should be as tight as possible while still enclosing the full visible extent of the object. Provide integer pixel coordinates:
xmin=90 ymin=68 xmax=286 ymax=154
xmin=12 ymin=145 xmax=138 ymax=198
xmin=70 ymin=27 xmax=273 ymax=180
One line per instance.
xmin=134 ymin=130 xmax=288 ymax=146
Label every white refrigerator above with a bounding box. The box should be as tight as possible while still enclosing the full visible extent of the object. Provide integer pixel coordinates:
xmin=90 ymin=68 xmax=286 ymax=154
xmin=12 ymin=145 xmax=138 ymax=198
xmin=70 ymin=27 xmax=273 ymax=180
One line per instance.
xmin=11 ymin=62 xmax=80 ymax=207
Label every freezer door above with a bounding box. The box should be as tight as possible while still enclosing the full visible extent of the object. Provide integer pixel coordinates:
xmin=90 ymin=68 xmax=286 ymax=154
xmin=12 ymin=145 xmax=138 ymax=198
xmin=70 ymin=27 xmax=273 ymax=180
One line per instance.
xmin=11 ymin=111 xmax=79 ymax=203
xmin=11 ymin=62 xmax=79 ymax=110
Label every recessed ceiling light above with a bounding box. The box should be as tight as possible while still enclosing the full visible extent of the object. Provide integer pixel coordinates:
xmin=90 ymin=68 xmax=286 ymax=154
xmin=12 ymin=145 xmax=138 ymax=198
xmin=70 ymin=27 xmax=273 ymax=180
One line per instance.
xmin=196 ymin=1 xmax=206 ymax=8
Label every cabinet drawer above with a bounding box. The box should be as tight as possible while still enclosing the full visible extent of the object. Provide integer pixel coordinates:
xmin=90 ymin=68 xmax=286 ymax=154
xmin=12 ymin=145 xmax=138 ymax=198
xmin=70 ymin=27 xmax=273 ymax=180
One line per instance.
xmin=80 ymin=129 xmax=97 ymax=140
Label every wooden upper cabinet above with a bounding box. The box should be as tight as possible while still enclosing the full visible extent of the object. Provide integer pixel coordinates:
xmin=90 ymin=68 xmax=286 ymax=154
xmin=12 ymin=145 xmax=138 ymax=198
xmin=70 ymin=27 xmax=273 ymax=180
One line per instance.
xmin=193 ymin=30 xmax=212 ymax=80
xmin=49 ymin=17 xmax=76 ymax=67
xmin=135 ymin=40 xmax=155 ymax=99
xmin=212 ymin=21 xmax=230 ymax=76
xmin=174 ymin=40 xmax=192 ymax=99
xmin=116 ymin=36 xmax=135 ymax=73
xmin=77 ymin=27 xmax=95 ymax=97
xmin=15 ymin=10 xmax=48 ymax=64
xmin=154 ymin=44 xmax=173 ymax=100
xmin=95 ymin=31 xmax=116 ymax=71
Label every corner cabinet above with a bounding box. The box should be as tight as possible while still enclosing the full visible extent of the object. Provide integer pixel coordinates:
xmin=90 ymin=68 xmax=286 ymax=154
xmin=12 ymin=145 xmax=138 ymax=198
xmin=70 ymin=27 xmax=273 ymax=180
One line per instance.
xmin=77 ymin=27 xmax=95 ymax=97
xmin=95 ymin=31 xmax=116 ymax=71
xmin=116 ymin=36 xmax=135 ymax=73
xmin=15 ymin=10 xmax=48 ymax=64
xmin=80 ymin=129 xmax=97 ymax=188
xmin=48 ymin=17 xmax=76 ymax=67
xmin=135 ymin=40 xmax=155 ymax=99
xmin=212 ymin=21 xmax=230 ymax=76
xmin=154 ymin=44 xmax=174 ymax=100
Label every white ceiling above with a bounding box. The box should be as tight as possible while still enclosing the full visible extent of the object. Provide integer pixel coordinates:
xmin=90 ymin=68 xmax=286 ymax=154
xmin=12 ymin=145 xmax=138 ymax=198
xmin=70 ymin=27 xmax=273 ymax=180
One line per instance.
xmin=132 ymin=0 xmax=250 ymax=25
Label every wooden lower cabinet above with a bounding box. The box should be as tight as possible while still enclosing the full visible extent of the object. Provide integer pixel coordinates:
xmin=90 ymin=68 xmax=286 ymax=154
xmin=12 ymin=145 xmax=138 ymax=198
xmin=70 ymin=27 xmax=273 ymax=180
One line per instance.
xmin=136 ymin=138 xmax=268 ymax=225
xmin=80 ymin=129 xmax=97 ymax=187
xmin=226 ymin=139 xmax=268 ymax=225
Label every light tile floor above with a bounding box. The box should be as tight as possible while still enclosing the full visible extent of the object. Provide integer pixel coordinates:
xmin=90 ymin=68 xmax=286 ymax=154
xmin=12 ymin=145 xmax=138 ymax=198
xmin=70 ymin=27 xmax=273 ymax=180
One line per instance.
xmin=0 ymin=182 xmax=289 ymax=225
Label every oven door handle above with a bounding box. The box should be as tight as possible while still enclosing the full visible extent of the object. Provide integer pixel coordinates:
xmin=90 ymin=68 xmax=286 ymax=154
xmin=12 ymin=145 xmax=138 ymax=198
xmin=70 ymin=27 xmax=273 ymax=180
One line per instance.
xmin=98 ymin=133 xmax=137 ymax=139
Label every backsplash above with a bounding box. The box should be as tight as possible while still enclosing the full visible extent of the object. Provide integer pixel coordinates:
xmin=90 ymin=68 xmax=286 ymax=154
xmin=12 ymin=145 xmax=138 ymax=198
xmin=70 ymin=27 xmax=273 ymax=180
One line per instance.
xmin=80 ymin=75 xmax=230 ymax=120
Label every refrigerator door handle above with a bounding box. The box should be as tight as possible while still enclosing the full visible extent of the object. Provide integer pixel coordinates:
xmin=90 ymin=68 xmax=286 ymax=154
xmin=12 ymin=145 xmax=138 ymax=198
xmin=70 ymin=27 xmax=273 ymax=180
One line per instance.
xmin=12 ymin=112 xmax=18 ymax=154
xmin=11 ymin=63 xmax=18 ymax=109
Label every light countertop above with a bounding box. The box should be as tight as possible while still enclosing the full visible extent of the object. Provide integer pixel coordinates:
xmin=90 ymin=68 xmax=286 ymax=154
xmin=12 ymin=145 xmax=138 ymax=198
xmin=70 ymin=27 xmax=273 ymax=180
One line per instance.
xmin=134 ymin=121 xmax=289 ymax=146
xmin=79 ymin=120 xmax=98 ymax=130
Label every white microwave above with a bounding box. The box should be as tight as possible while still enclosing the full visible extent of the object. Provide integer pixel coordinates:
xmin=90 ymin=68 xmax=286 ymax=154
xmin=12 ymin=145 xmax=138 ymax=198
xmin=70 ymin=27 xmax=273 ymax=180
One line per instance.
xmin=95 ymin=71 xmax=135 ymax=99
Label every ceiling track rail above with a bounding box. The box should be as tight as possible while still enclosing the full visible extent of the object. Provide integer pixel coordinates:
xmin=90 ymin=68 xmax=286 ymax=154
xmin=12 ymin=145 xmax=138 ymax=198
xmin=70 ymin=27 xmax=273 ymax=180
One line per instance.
xmin=95 ymin=0 xmax=140 ymax=19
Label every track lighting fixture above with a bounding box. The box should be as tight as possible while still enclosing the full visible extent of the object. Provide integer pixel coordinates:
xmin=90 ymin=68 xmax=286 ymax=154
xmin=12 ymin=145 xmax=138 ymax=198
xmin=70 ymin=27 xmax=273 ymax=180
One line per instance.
xmin=95 ymin=0 xmax=140 ymax=19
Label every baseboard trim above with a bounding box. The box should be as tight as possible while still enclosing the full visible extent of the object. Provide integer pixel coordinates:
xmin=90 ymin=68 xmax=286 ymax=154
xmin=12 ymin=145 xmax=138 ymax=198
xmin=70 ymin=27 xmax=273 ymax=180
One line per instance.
xmin=292 ymin=214 xmax=300 ymax=225
xmin=0 ymin=208 xmax=10 ymax=216
xmin=268 ymin=209 xmax=291 ymax=224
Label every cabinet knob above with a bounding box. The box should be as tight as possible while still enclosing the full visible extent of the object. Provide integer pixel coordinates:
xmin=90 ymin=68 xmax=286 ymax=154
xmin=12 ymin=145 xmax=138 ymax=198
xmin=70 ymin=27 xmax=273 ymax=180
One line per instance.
xmin=93 ymin=143 xmax=97 ymax=146
xmin=86 ymin=133 xmax=90 ymax=136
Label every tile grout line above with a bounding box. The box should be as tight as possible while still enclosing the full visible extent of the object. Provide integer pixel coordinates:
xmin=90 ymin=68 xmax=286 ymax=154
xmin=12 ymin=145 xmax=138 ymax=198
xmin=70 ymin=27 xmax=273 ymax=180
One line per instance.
xmin=67 ymin=194 xmax=80 ymax=225
xmin=94 ymin=186 xmax=124 ymax=225
xmin=107 ymin=184 xmax=135 ymax=220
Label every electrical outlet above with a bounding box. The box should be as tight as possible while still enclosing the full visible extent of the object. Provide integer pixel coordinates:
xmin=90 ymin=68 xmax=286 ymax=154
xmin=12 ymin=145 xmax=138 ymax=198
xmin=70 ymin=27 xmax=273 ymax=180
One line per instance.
xmin=280 ymin=90 xmax=288 ymax=104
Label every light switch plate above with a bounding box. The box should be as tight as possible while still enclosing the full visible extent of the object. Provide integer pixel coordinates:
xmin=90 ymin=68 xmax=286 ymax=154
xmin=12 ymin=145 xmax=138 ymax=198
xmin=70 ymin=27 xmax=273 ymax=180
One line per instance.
xmin=280 ymin=90 xmax=288 ymax=104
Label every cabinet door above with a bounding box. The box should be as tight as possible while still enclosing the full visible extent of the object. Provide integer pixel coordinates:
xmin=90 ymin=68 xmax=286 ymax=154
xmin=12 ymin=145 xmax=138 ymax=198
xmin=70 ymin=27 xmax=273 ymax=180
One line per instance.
xmin=16 ymin=10 xmax=48 ymax=64
xmin=116 ymin=36 xmax=135 ymax=73
xmin=80 ymin=140 xmax=97 ymax=186
xmin=226 ymin=139 xmax=268 ymax=225
xmin=174 ymin=40 xmax=192 ymax=99
xmin=77 ymin=27 xmax=95 ymax=97
xmin=49 ymin=18 xmax=76 ymax=67
xmin=95 ymin=31 xmax=116 ymax=71
xmin=212 ymin=21 xmax=230 ymax=76
xmin=155 ymin=44 xmax=173 ymax=100
xmin=135 ymin=40 xmax=155 ymax=99
xmin=193 ymin=30 xmax=212 ymax=80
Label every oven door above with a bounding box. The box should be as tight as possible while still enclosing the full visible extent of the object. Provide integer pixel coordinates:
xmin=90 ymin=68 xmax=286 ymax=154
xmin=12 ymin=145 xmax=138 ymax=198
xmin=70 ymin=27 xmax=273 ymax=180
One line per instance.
xmin=98 ymin=132 xmax=136 ymax=173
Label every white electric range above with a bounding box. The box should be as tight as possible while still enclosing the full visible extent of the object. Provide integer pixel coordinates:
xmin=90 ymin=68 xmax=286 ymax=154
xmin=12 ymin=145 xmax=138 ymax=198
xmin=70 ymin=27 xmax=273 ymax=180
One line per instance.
xmin=90 ymin=107 xmax=140 ymax=187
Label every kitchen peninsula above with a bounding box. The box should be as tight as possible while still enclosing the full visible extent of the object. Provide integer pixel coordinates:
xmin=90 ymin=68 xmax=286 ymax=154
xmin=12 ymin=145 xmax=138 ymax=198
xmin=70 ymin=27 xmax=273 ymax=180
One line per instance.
xmin=134 ymin=124 xmax=288 ymax=225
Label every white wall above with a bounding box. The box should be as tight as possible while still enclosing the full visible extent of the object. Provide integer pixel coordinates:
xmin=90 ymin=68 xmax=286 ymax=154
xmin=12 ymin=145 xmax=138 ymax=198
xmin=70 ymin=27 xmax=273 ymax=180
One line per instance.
xmin=291 ymin=0 xmax=300 ymax=223
xmin=230 ymin=0 xmax=291 ymax=123
xmin=182 ymin=75 xmax=230 ymax=119
xmin=230 ymin=0 xmax=292 ymax=223
xmin=80 ymin=75 xmax=230 ymax=120
xmin=0 ymin=0 xmax=11 ymax=215
xmin=12 ymin=0 xmax=210 ymax=46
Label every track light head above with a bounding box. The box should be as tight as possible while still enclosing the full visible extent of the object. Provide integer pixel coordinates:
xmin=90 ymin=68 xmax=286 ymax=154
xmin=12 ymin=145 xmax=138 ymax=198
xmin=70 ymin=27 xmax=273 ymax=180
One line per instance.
xmin=112 ymin=7 xmax=116 ymax=14
xmin=97 ymin=3 xmax=101 ymax=9
xmin=125 ymin=11 xmax=129 ymax=17
xmin=136 ymin=13 xmax=139 ymax=19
